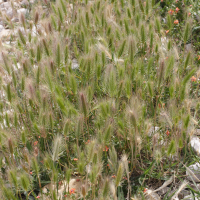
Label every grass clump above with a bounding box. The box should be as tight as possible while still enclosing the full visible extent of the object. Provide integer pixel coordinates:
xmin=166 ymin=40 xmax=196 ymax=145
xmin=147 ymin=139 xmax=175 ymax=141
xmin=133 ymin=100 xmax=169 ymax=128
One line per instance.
xmin=0 ymin=0 xmax=200 ymax=199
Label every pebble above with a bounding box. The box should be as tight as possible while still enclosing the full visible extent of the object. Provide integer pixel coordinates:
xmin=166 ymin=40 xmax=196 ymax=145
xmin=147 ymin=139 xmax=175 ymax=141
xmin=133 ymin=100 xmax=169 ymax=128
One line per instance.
xmin=20 ymin=0 xmax=29 ymax=6
xmin=195 ymin=14 xmax=200 ymax=22
xmin=183 ymin=194 xmax=198 ymax=200
xmin=185 ymin=43 xmax=192 ymax=52
xmin=190 ymin=136 xmax=200 ymax=156
xmin=144 ymin=189 xmax=161 ymax=200
xmin=17 ymin=8 xmax=27 ymax=15
xmin=0 ymin=90 xmax=6 ymax=98
xmin=157 ymin=187 xmax=169 ymax=196
xmin=13 ymin=62 xmax=21 ymax=71
xmin=13 ymin=2 xmax=20 ymax=7
xmin=72 ymin=59 xmax=79 ymax=69
xmin=0 ymin=2 xmax=10 ymax=9
xmin=0 ymin=24 xmax=4 ymax=32
xmin=195 ymin=129 xmax=200 ymax=135
xmin=186 ymin=162 xmax=200 ymax=182
xmin=0 ymin=29 xmax=10 ymax=38
xmin=11 ymin=17 xmax=19 ymax=22
xmin=178 ymin=190 xmax=191 ymax=199
xmin=148 ymin=126 xmax=160 ymax=137
xmin=6 ymin=7 xmax=13 ymax=18
xmin=0 ymin=17 xmax=4 ymax=25
xmin=29 ymin=0 xmax=35 ymax=4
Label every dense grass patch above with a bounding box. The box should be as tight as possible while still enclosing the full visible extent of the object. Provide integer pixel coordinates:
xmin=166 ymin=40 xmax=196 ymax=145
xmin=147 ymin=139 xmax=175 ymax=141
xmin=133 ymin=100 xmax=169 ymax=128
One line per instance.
xmin=0 ymin=0 xmax=200 ymax=199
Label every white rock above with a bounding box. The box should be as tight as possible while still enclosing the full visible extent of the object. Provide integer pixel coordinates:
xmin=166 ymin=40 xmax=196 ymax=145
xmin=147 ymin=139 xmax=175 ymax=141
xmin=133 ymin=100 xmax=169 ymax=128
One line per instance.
xmin=0 ymin=29 xmax=11 ymax=38
xmin=0 ymin=90 xmax=5 ymax=98
xmin=172 ymin=197 xmax=179 ymax=200
xmin=162 ymin=18 xmax=166 ymax=23
xmin=144 ymin=189 xmax=161 ymax=200
xmin=0 ymin=24 xmax=4 ymax=32
xmin=1 ymin=8 xmax=6 ymax=12
xmin=4 ymin=41 xmax=10 ymax=45
xmin=13 ymin=62 xmax=21 ymax=71
xmin=0 ymin=2 xmax=10 ymax=8
xmin=72 ymin=59 xmax=79 ymax=69
xmin=3 ymin=74 xmax=12 ymax=84
xmin=11 ymin=17 xmax=19 ymax=22
xmin=69 ymin=3 xmax=73 ymax=10
xmin=186 ymin=162 xmax=200 ymax=182
xmin=179 ymin=190 xmax=191 ymax=199
xmin=183 ymin=194 xmax=198 ymax=200
xmin=148 ymin=126 xmax=160 ymax=137
xmin=161 ymin=36 xmax=168 ymax=53
xmin=157 ymin=187 xmax=169 ymax=195
xmin=20 ymin=0 xmax=29 ymax=6
xmin=0 ymin=18 xmax=4 ymax=26
xmin=30 ymin=0 xmax=36 ymax=4
xmin=2 ymin=119 xmax=7 ymax=128
xmin=185 ymin=43 xmax=192 ymax=52
xmin=3 ymin=109 xmax=14 ymax=116
xmin=14 ymin=26 xmax=25 ymax=35
xmin=190 ymin=137 xmax=200 ymax=155
xmin=6 ymin=8 xmax=13 ymax=18
xmin=195 ymin=129 xmax=200 ymax=136
xmin=195 ymin=14 xmax=200 ymax=22
xmin=17 ymin=8 xmax=27 ymax=16
xmin=13 ymin=2 xmax=20 ymax=7
xmin=31 ymin=25 xmax=37 ymax=36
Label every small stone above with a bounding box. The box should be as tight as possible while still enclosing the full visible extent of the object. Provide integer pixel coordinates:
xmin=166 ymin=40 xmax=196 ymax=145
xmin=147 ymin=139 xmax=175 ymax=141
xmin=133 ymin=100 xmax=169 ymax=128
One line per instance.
xmin=190 ymin=183 xmax=200 ymax=190
xmin=148 ymin=126 xmax=160 ymax=137
xmin=29 ymin=0 xmax=36 ymax=4
xmin=186 ymin=163 xmax=200 ymax=182
xmin=13 ymin=2 xmax=20 ymax=7
xmin=11 ymin=17 xmax=19 ymax=22
xmin=0 ymin=2 xmax=10 ymax=8
xmin=195 ymin=14 xmax=200 ymax=22
xmin=162 ymin=18 xmax=166 ymax=23
xmin=17 ymin=8 xmax=27 ymax=16
xmin=1 ymin=8 xmax=6 ymax=12
xmin=0 ymin=29 xmax=10 ymax=38
xmin=185 ymin=43 xmax=192 ymax=52
xmin=157 ymin=187 xmax=170 ymax=196
xmin=0 ymin=24 xmax=4 ymax=32
xmin=183 ymin=194 xmax=198 ymax=200
xmin=0 ymin=18 xmax=4 ymax=26
xmin=13 ymin=63 xmax=21 ymax=71
xmin=190 ymin=137 xmax=200 ymax=156
xmin=0 ymin=90 xmax=5 ymax=99
xmin=178 ymin=190 xmax=191 ymax=199
xmin=72 ymin=59 xmax=79 ymax=69
xmin=144 ymin=189 xmax=161 ymax=200
xmin=195 ymin=129 xmax=200 ymax=136
xmin=6 ymin=8 xmax=13 ymax=18
xmin=172 ymin=197 xmax=179 ymax=200
xmin=20 ymin=0 xmax=29 ymax=6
